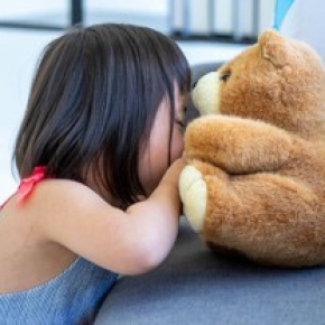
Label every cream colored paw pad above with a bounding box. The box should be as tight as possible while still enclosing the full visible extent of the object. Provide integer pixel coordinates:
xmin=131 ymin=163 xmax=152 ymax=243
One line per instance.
xmin=179 ymin=166 xmax=207 ymax=233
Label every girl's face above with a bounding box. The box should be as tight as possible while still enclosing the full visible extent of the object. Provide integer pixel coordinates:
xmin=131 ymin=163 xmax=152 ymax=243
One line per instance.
xmin=139 ymin=86 xmax=187 ymax=195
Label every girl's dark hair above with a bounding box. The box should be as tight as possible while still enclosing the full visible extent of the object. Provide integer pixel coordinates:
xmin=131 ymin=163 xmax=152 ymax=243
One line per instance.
xmin=13 ymin=23 xmax=191 ymax=208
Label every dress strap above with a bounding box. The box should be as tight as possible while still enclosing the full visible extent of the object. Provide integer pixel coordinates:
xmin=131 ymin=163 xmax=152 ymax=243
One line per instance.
xmin=17 ymin=166 xmax=47 ymax=205
xmin=1 ymin=166 xmax=48 ymax=209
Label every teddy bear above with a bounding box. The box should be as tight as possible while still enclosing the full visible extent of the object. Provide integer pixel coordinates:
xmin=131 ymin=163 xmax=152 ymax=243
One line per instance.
xmin=179 ymin=29 xmax=325 ymax=268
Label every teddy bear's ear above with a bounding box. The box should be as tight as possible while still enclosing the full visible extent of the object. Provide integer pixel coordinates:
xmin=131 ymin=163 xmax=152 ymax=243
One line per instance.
xmin=259 ymin=29 xmax=291 ymax=67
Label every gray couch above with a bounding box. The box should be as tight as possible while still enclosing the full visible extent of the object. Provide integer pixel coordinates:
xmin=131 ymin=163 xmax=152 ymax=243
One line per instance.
xmin=94 ymin=64 xmax=325 ymax=325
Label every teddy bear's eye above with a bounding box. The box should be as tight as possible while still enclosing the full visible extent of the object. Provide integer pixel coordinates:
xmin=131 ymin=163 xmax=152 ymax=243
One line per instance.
xmin=220 ymin=72 xmax=231 ymax=82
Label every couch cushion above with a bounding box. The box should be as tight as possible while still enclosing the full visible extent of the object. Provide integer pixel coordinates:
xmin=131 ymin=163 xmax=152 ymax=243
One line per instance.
xmin=95 ymin=218 xmax=325 ymax=325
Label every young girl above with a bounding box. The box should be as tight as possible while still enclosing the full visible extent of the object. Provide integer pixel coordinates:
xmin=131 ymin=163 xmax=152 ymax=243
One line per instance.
xmin=0 ymin=24 xmax=190 ymax=324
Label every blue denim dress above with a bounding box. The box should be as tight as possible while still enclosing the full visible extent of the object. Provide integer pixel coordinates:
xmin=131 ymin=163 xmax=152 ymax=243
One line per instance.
xmin=0 ymin=256 xmax=118 ymax=325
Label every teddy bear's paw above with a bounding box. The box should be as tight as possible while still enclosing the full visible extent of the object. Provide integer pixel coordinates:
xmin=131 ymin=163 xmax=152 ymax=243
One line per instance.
xmin=179 ymin=165 xmax=207 ymax=233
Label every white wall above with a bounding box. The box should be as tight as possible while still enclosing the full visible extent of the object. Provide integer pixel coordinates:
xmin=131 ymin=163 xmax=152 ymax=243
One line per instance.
xmin=171 ymin=0 xmax=275 ymax=37
xmin=281 ymin=0 xmax=325 ymax=60
xmin=171 ymin=0 xmax=325 ymax=61
xmin=0 ymin=0 xmax=274 ymax=34
xmin=87 ymin=0 xmax=167 ymax=14
xmin=0 ymin=0 xmax=167 ymax=18
xmin=0 ymin=0 xmax=67 ymax=18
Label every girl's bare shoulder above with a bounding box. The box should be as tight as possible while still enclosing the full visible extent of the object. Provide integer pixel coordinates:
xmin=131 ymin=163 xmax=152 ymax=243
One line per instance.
xmin=30 ymin=178 xmax=107 ymax=212
xmin=4 ymin=178 xmax=109 ymax=233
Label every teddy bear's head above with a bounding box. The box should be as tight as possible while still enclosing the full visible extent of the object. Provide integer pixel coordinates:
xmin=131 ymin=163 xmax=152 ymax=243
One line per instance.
xmin=192 ymin=29 xmax=325 ymax=139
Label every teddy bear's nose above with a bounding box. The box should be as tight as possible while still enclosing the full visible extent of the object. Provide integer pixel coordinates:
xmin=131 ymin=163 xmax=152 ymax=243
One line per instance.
xmin=192 ymin=81 xmax=198 ymax=89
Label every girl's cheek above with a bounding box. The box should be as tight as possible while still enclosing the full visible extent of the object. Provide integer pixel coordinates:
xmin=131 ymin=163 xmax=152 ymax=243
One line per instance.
xmin=171 ymin=128 xmax=185 ymax=162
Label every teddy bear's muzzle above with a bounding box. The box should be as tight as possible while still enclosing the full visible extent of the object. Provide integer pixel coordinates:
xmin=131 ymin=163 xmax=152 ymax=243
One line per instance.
xmin=191 ymin=72 xmax=221 ymax=116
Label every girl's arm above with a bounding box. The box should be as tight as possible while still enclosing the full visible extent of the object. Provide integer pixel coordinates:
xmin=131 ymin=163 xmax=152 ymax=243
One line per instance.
xmin=32 ymin=158 xmax=185 ymax=275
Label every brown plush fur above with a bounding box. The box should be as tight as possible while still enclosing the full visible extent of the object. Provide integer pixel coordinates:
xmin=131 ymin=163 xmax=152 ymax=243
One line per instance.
xmin=185 ymin=30 xmax=325 ymax=267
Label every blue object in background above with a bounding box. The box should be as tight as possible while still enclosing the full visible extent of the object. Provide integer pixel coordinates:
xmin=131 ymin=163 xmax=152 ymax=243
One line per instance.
xmin=273 ymin=0 xmax=295 ymax=30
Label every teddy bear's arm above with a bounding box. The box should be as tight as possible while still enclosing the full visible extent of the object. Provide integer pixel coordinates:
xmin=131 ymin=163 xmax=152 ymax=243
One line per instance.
xmin=185 ymin=115 xmax=296 ymax=174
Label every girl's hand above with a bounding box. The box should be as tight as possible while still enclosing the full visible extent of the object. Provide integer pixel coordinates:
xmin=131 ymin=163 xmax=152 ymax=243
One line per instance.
xmin=136 ymin=157 xmax=186 ymax=203
xmin=160 ymin=157 xmax=187 ymax=189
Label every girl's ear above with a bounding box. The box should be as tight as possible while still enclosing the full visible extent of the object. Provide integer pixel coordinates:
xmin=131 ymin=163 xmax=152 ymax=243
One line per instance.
xmin=259 ymin=29 xmax=292 ymax=67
